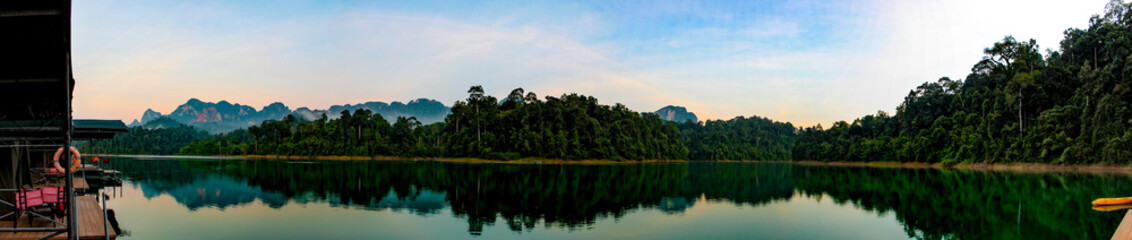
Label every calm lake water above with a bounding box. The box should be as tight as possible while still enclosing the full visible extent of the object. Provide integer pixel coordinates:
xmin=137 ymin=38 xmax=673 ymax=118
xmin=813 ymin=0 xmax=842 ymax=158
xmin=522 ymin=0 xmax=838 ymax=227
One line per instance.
xmin=98 ymin=158 xmax=1132 ymax=239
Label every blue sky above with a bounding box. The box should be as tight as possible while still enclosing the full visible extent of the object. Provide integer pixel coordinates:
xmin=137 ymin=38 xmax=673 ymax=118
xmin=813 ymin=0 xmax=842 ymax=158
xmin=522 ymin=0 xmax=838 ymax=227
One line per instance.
xmin=72 ymin=0 xmax=1109 ymax=126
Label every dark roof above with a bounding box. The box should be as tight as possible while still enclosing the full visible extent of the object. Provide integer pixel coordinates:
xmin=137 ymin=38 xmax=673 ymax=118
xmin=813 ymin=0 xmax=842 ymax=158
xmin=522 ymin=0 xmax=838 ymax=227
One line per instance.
xmin=0 ymin=119 xmax=127 ymax=141
xmin=74 ymin=119 xmax=128 ymax=140
xmin=0 ymin=1 xmax=74 ymax=142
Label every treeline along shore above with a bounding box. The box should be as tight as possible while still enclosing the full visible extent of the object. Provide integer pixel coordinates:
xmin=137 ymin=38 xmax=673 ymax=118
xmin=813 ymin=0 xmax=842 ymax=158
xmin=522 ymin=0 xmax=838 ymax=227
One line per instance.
xmin=88 ymin=2 xmax=1132 ymax=165
xmin=97 ymin=86 xmax=795 ymax=161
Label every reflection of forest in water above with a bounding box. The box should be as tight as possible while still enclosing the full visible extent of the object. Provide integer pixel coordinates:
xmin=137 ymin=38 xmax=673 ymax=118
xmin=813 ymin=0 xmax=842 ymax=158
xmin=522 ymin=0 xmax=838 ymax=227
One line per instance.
xmin=112 ymin=159 xmax=1132 ymax=238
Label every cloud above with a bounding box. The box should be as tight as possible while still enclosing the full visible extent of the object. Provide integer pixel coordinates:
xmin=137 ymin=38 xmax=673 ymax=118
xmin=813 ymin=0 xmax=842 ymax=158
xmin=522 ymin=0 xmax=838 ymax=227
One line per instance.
xmin=72 ymin=4 xmax=684 ymax=122
xmin=822 ymin=0 xmax=1110 ymax=126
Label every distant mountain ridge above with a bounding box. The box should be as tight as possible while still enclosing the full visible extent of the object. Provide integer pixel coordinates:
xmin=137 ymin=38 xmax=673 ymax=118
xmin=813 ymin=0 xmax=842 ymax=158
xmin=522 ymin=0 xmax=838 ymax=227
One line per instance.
xmin=655 ymin=105 xmax=698 ymax=123
xmin=132 ymin=98 xmax=451 ymax=134
xmin=140 ymin=117 xmax=189 ymax=130
xmin=312 ymin=98 xmax=449 ymax=124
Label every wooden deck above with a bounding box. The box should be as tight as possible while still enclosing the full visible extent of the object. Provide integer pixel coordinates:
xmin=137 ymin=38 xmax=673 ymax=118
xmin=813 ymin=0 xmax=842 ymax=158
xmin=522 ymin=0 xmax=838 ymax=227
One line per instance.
xmin=73 ymin=178 xmax=88 ymax=191
xmin=0 ymin=196 xmax=116 ymax=239
xmin=1116 ymin=210 xmax=1132 ymax=240
xmin=38 ymin=178 xmax=88 ymax=191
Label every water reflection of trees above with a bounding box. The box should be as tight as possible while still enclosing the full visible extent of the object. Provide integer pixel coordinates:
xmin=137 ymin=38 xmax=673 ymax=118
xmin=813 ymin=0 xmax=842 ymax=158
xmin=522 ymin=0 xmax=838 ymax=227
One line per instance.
xmin=112 ymin=159 xmax=1132 ymax=238
xmin=117 ymin=160 xmax=288 ymax=210
xmin=793 ymin=166 xmax=1132 ymax=239
xmin=112 ymin=159 xmax=796 ymax=234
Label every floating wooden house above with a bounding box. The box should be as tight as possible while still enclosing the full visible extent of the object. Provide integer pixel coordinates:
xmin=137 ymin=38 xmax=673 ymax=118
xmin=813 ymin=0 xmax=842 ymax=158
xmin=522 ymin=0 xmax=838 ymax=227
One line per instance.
xmin=0 ymin=1 xmax=125 ymax=239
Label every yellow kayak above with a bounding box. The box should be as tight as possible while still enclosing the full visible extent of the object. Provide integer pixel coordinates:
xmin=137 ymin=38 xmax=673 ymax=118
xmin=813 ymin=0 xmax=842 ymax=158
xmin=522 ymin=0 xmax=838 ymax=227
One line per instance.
xmin=1093 ymin=197 xmax=1132 ymax=206
xmin=1093 ymin=204 xmax=1132 ymax=212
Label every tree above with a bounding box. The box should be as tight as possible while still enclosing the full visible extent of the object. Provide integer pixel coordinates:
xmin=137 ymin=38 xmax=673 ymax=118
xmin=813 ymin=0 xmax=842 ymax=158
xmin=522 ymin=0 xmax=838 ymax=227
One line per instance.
xmin=507 ymin=88 xmax=525 ymax=102
xmin=468 ymin=85 xmax=485 ymax=142
xmin=524 ymin=92 xmax=539 ymax=104
xmin=1001 ymin=38 xmax=1043 ymax=137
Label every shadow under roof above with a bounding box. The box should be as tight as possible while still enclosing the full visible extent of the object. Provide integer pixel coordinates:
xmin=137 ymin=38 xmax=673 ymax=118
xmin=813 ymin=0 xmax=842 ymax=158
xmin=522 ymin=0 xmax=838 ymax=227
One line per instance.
xmin=0 ymin=0 xmax=73 ymax=143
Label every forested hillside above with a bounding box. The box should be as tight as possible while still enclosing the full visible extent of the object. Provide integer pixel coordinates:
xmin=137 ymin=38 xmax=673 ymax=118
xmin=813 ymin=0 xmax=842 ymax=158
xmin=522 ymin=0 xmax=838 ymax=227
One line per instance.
xmin=97 ymin=86 xmax=795 ymax=161
xmin=181 ymin=87 xmax=693 ymax=160
xmin=793 ymin=1 xmax=1132 ymax=164
xmin=679 ymin=117 xmax=795 ymax=161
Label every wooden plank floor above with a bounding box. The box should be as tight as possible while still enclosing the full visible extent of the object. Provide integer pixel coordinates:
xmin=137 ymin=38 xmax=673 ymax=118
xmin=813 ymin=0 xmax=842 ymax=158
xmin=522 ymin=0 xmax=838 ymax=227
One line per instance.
xmin=0 ymin=196 xmax=116 ymax=239
xmin=74 ymin=178 xmax=88 ymax=191
xmin=1114 ymin=210 xmax=1132 ymax=240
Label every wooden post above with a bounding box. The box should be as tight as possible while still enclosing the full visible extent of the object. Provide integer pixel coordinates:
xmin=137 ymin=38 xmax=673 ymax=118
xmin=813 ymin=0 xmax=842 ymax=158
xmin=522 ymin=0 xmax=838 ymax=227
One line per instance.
xmin=63 ymin=1 xmax=78 ymax=238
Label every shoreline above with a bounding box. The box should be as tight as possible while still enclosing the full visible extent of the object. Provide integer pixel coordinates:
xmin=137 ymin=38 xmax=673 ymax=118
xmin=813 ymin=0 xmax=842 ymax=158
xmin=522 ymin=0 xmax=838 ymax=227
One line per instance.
xmin=97 ymin=154 xmax=688 ymax=165
xmin=240 ymin=155 xmax=690 ymax=165
xmin=788 ymin=160 xmax=1132 ymax=174
xmin=95 ymin=154 xmax=1132 ymax=173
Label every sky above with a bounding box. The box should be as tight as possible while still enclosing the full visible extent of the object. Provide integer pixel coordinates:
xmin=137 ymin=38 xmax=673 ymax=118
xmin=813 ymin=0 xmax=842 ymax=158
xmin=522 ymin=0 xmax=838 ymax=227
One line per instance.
xmin=71 ymin=0 xmax=1111 ymax=127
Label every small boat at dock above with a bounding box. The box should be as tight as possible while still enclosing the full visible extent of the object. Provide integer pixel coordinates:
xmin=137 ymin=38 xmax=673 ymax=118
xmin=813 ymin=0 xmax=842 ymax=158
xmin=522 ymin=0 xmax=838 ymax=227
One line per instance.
xmin=1093 ymin=204 xmax=1132 ymax=212
xmin=1093 ymin=197 xmax=1132 ymax=206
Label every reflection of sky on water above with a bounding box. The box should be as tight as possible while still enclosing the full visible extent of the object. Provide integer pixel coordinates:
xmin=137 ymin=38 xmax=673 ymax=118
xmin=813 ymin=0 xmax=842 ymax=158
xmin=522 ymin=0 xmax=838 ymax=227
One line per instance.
xmin=100 ymin=160 xmax=915 ymax=239
xmin=101 ymin=160 xmax=910 ymax=239
xmin=108 ymin=180 xmax=907 ymax=240
xmin=106 ymin=159 xmax=1132 ymax=239
xmin=304 ymin=189 xmax=447 ymax=215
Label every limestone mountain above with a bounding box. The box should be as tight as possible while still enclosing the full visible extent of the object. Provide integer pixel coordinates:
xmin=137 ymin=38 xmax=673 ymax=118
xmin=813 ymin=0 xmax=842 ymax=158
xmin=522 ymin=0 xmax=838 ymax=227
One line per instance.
xmin=133 ymin=98 xmax=451 ymax=134
xmin=655 ymin=105 xmax=698 ymax=123
xmin=141 ymin=117 xmax=187 ymax=130
xmin=318 ymin=98 xmax=449 ymax=124
xmin=288 ymin=99 xmax=449 ymax=124
xmin=131 ymin=108 xmax=163 ymax=126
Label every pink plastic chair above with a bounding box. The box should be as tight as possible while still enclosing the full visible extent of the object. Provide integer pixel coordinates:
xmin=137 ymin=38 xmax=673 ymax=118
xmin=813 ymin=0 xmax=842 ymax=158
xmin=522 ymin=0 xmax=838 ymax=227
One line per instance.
xmin=14 ymin=189 xmax=44 ymax=227
xmin=40 ymin=186 xmax=66 ymax=218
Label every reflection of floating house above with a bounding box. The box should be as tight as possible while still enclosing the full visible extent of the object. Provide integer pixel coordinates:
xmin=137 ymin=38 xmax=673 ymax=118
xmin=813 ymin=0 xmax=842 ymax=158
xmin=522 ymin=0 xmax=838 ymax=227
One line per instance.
xmin=0 ymin=1 xmax=125 ymax=239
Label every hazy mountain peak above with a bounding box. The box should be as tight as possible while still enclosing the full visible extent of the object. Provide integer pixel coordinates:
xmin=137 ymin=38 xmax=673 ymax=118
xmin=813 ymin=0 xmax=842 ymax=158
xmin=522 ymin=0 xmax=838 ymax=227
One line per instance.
xmin=135 ymin=98 xmax=451 ymax=134
xmin=655 ymin=105 xmax=698 ymax=123
xmin=141 ymin=116 xmax=185 ymax=130
xmin=131 ymin=108 xmax=165 ymax=127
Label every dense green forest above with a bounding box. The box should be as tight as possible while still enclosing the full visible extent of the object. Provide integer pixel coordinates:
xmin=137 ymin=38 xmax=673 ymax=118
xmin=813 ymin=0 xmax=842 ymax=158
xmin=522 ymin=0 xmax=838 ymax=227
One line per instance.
xmin=81 ymin=117 xmax=210 ymax=155
xmin=173 ymin=86 xmax=794 ymax=160
xmin=794 ymin=1 xmax=1132 ymax=164
xmin=179 ymin=87 xmax=710 ymax=160
xmin=678 ymin=117 xmax=795 ymax=160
